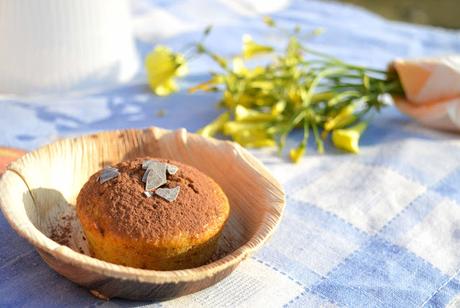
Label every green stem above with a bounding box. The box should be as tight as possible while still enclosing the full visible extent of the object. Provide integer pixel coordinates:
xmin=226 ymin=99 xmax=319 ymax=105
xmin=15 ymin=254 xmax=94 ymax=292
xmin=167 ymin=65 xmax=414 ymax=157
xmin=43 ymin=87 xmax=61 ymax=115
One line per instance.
xmin=312 ymin=122 xmax=324 ymax=154
xmin=302 ymin=68 xmax=348 ymax=106
xmin=278 ymin=109 xmax=308 ymax=154
xmin=301 ymin=120 xmax=310 ymax=147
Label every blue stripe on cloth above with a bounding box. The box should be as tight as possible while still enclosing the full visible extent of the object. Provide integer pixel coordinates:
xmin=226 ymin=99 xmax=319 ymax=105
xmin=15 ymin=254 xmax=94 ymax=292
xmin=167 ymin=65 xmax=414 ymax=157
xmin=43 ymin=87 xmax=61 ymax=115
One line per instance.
xmin=379 ymin=191 xmax=442 ymax=242
xmin=311 ymin=237 xmax=448 ymax=308
xmin=423 ymin=276 xmax=460 ymax=307
xmin=359 ymin=127 xmax=460 ymax=186
xmin=433 ymin=167 xmax=460 ymax=205
xmin=286 ymin=289 xmax=340 ymax=308
xmin=255 ymin=197 xmax=369 ymax=286
xmin=0 ymin=214 xmax=35 ymax=268
xmin=0 ymin=249 xmax=100 ymax=307
xmin=254 ymin=247 xmax=321 ymax=287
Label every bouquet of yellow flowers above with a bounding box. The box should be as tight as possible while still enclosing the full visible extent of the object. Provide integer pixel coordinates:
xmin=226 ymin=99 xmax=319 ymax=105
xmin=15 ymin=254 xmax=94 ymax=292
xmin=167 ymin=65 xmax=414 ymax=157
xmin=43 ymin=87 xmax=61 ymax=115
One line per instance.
xmin=144 ymin=18 xmax=459 ymax=162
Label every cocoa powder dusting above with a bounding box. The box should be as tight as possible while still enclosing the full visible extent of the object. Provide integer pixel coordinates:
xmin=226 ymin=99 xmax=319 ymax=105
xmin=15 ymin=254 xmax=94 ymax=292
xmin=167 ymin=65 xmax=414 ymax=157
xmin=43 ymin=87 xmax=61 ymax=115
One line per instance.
xmin=76 ymin=158 xmax=229 ymax=241
xmin=49 ymin=210 xmax=90 ymax=255
xmin=50 ymin=215 xmax=73 ymax=246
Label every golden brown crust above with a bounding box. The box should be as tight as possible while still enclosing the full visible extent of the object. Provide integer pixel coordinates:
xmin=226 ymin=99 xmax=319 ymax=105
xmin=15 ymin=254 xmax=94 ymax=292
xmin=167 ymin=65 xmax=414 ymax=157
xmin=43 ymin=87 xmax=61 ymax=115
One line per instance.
xmin=76 ymin=158 xmax=229 ymax=245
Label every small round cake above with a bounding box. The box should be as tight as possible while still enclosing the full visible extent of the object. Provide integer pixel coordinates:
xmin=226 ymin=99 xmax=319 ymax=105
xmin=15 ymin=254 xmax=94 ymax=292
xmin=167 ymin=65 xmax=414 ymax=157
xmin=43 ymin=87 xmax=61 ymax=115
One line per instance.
xmin=76 ymin=158 xmax=230 ymax=270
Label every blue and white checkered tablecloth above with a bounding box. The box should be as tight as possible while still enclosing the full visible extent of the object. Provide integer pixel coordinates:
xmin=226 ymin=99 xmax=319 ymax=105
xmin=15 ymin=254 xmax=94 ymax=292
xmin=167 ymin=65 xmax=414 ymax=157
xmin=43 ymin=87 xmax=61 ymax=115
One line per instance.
xmin=2 ymin=0 xmax=460 ymax=307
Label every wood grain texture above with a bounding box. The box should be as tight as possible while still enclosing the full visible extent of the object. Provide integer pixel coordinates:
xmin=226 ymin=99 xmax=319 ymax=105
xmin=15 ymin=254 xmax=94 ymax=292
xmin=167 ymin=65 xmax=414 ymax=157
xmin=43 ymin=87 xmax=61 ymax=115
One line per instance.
xmin=0 ymin=127 xmax=285 ymax=300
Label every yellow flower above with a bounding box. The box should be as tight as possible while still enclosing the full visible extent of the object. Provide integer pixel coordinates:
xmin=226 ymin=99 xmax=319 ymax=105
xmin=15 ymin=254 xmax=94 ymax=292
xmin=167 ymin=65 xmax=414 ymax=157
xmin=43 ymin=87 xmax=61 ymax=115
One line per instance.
xmin=222 ymin=121 xmax=275 ymax=147
xmin=145 ymin=45 xmax=188 ymax=96
xmin=222 ymin=90 xmax=254 ymax=108
xmin=232 ymin=128 xmax=275 ymax=148
xmin=232 ymin=57 xmax=266 ymax=79
xmin=271 ymin=101 xmax=286 ymax=116
xmin=312 ymin=28 xmax=325 ymax=36
xmin=242 ymin=35 xmax=274 ymax=59
xmin=324 ymin=105 xmax=356 ymax=131
xmin=262 ymin=16 xmax=276 ymax=27
xmin=331 ymin=122 xmax=367 ymax=153
xmin=247 ymin=66 xmax=265 ymax=78
xmin=250 ymin=80 xmax=273 ymax=91
xmin=289 ymin=146 xmax=305 ymax=163
xmin=288 ymin=87 xmax=302 ymax=105
xmin=188 ymin=75 xmax=223 ymax=93
xmin=223 ymin=121 xmax=267 ymax=136
xmin=232 ymin=57 xmax=247 ymax=75
xmin=197 ymin=112 xmax=230 ymax=138
xmin=237 ymin=137 xmax=276 ymax=148
xmin=235 ymin=105 xmax=277 ymax=122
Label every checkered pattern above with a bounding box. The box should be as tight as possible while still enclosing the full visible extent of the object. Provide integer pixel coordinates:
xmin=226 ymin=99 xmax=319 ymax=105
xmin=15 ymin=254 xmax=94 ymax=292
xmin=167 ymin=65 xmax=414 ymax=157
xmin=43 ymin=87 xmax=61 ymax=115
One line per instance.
xmin=257 ymin=124 xmax=460 ymax=307
xmin=2 ymin=0 xmax=460 ymax=307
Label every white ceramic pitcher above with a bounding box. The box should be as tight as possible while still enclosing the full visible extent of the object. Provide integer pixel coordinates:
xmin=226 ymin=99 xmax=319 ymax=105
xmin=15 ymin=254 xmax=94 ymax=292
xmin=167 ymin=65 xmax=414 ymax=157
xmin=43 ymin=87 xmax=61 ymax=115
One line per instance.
xmin=0 ymin=0 xmax=139 ymax=95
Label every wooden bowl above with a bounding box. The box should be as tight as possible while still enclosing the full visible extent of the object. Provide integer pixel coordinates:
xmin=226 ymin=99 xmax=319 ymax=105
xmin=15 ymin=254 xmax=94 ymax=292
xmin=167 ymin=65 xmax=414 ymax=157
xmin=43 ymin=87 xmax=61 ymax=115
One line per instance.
xmin=0 ymin=127 xmax=285 ymax=300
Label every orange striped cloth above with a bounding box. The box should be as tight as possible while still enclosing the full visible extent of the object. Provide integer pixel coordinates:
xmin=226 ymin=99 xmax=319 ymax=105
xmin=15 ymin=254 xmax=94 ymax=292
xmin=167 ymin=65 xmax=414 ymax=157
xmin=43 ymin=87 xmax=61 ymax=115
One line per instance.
xmin=0 ymin=147 xmax=25 ymax=175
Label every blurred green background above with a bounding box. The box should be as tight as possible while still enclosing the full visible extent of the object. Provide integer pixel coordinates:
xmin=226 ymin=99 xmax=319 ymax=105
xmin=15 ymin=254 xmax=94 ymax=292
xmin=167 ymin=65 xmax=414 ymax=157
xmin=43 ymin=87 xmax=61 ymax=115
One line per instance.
xmin=337 ymin=0 xmax=460 ymax=29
